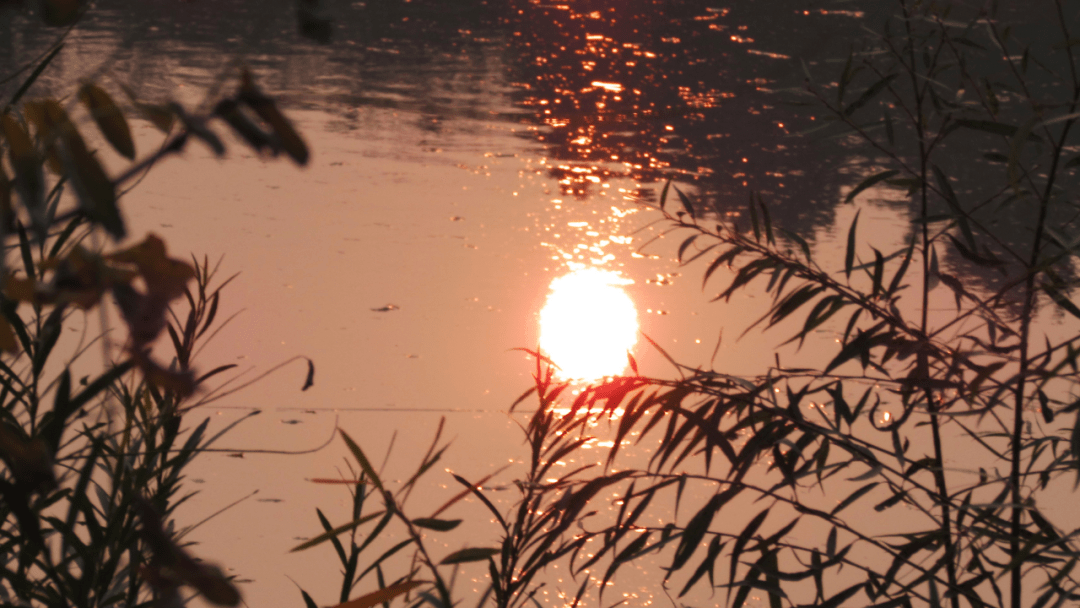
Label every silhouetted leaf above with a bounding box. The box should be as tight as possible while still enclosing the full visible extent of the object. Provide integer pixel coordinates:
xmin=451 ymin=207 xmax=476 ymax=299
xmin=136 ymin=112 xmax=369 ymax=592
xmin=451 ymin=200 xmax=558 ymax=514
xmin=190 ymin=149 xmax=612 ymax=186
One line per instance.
xmin=727 ymin=509 xmax=769 ymax=600
xmin=1038 ymin=390 xmax=1053 ymax=423
xmin=8 ymin=43 xmax=64 ymax=107
xmin=339 ymin=430 xmax=384 ymax=493
xmin=831 ymin=482 xmax=877 ymax=516
xmin=303 ymin=358 xmax=315 ymax=391
xmin=674 ymin=186 xmax=696 ymax=220
xmin=117 ymin=82 xmax=176 ymax=132
xmin=440 ymin=547 xmax=500 ymax=565
xmin=1 ymin=112 xmax=45 ymax=228
xmin=817 ymin=582 xmax=864 ymax=608
xmin=291 ymin=511 xmax=384 ymax=553
xmin=844 ymin=170 xmax=899 ymax=204
xmin=78 ymin=82 xmax=135 ymax=159
xmin=844 ymin=74 xmax=898 ymax=117
xmin=758 ymin=193 xmax=774 ymax=244
xmin=844 ymin=210 xmax=860 ymax=278
xmin=239 ymin=70 xmax=309 ymax=165
xmin=35 ymin=100 xmax=124 ymax=239
xmin=678 ymin=535 xmax=723 ymax=597
xmin=932 ymin=165 xmax=975 ymax=251
xmin=1045 ymin=284 xmax=1080 ymax=321
xmin=748 ymin=191 xmax=761 ymax=241
xmin=336 ymin=580 xmax=424 ymax=608
xmin=411 ymin=518 xmax=462 ymax=532
xmin=670 ymin=489 xmax=734 ymax=573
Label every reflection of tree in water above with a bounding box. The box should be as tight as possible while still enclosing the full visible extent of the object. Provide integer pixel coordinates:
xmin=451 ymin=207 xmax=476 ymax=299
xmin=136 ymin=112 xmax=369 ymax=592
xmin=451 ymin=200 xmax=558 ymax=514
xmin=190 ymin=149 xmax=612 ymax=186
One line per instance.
xmin=0 ymin=0 xmax=510 ymax=131
xmin=499 ymin=0 xmax=1080 ymax=301
xmin=5 ymin=0 xmax=1077 ymax=298
xmin=497 ymin=0 xmax=885 ymax=231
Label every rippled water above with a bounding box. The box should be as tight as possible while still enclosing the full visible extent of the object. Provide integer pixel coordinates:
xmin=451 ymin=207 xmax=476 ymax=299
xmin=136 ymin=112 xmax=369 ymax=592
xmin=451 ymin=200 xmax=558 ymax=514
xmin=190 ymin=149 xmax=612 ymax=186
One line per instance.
xmin=3 ymin=1 xmax=1063 ymax=606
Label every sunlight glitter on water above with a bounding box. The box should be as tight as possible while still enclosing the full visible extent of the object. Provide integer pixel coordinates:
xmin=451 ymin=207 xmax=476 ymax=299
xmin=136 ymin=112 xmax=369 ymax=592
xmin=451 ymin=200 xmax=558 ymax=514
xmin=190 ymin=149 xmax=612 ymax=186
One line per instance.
xmin=538 ymin=268 xmax=638 ymax=381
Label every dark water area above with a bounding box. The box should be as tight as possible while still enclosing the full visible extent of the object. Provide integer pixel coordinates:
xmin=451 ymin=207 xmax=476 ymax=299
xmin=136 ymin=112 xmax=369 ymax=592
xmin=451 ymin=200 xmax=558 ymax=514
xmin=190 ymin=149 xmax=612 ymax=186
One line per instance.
xmin=4 ymin=0 xmax=873 ymax=231
xmin=6 ymin=0 xmax=1076 ymax=299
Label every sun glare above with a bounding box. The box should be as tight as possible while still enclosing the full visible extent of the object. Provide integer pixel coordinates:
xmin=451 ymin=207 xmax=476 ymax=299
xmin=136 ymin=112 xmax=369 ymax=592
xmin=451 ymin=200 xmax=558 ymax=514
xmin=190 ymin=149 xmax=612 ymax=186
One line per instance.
xmin=539 ymin=268 xmax=639 ymax=381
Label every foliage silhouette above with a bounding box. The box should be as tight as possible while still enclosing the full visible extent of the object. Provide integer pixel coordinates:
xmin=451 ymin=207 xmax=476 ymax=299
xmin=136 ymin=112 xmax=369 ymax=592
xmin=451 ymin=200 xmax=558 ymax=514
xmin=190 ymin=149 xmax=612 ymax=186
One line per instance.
xmin=304 ymin=1 xmax=1080 ymax=607
xmin=0 ymin=9 xmax=313 ymax=607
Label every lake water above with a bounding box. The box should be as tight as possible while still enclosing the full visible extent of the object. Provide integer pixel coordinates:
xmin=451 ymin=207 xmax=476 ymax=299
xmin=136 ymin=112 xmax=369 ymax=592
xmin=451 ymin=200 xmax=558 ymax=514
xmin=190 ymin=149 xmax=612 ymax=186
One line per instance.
xmin=3 ymin=1 xmax=1073 ymax=607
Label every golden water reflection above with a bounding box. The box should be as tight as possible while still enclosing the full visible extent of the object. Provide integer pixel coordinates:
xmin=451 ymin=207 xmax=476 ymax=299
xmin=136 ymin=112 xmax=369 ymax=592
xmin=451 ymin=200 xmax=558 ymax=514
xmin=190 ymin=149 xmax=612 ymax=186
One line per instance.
xmin=539 ymin=267 xmax=638 ymax=381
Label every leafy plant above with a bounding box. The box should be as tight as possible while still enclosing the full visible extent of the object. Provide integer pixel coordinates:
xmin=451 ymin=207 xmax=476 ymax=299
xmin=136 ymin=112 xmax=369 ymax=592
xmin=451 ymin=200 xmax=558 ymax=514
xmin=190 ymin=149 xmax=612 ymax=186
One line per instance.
xmin=0 ymin=18 xmax=313 ymax=607
xmin=493 ymin=2 xmax=1080 ymax=607
xmin=312 ymin=2 xmax=1080 ymax=607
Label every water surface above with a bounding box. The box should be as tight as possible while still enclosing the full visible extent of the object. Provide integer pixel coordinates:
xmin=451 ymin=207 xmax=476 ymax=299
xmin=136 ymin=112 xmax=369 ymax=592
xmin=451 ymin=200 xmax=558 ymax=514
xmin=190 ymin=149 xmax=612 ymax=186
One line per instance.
xmin=4 ymin=2 xmax=1065 ymax=606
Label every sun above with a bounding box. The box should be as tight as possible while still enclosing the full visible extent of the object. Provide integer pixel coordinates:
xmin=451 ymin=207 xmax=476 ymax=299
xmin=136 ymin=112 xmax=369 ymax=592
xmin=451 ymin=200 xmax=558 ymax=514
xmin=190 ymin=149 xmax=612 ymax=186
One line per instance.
xmin=538 ymin=268 xmax=639 ymax=381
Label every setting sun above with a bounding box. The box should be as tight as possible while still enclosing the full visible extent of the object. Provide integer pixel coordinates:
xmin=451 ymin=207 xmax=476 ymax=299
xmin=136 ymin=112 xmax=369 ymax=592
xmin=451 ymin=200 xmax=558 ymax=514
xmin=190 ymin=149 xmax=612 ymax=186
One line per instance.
xmin=539 ymin=268 xmax=639 ymax=381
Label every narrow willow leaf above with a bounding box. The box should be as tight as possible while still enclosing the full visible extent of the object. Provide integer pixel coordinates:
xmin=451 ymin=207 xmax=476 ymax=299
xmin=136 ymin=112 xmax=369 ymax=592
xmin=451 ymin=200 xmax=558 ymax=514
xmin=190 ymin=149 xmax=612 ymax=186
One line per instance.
xmin=731 ymin=564 xmax=762 ymax=608
xmin=844 ymin=170 xmax=899 ymax=204
xmin=411 ymin=518 xmax=462 ymax=532
xmin=953 ymin=118 xmax=1039 ymax=139
xmin=758 ymin=193 xmax=774 ymax=244
xmin=7 ymin=43 xmax=64 ymax=108
xmin=170 ymin=102 xmax=224 ymax=155
xmin=779 ymin=228 xmax=811 ymax=260
xmin=290 ymin=511 xmax=384 ymax=552
xmin=239 ymin=69 xmax=309 ymax=165
xmin=78 ymin=82 xmax=135 ymax=159
xmin=214 ymin=99 xmax=276 ymax=154
xmin=837 ymin=47 xmax=854 ymax=104
xmin=678 ymin=535 xmax=722 ymax=597
xmin=1007 ymin=115 xmax=1039 ymax=193
xmin=748 ymin=191 xmax=761 ymax=241
xmin=335 ymin=580 xmax=425 ymax=608
xmin=671 ymin=491 xmax=727 ymax=573
xmin=931 ymin=164 xmax=975 ymax=251
xmin=117 ymin=82 xmax=176 ymax=132
xmin=728 ymin=509 xmax=769 ymax=594
xmin=945 ymin=234 xmax=1005 ymax=271
xmin=844 ymin=74 xmax=898 ymax=117
xmin=871 ymin=248 xmax=884 ymax=298
xmin=1045 ymin=285 xmax=1080 ymax=321
xmin=674 ymin=186 xmax=696 ymax=220
xmin=928 ymin=245 xmax=940 ymax=292
xmin=1038 ymin=390 xmax=1054 ymax=423
xmin=37 ymin=100 xmax=124 ymax=239
xmin=817 ymin=582 xmax=864 ymax=608
xmin=440 ymin=547 xmax=499 ymax=564
xmin=677 ymin=234 xmax=700 ymax=263
xmin=833 ymin=483 xmax=876 ymax=516
xmin=1 ymin=112 xmax=45 ymax=226
xmin=873 ymin=489 xmax=907 ymax=512
xmin=844 ymin=210 xmax=860 ymax=279
xmin=339 ymin=430 xmax=384 ymax=493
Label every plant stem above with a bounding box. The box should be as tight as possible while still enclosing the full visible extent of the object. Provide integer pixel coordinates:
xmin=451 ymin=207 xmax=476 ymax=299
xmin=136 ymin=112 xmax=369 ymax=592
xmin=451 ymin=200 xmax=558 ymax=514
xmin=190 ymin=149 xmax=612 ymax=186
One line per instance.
xmin=897 ymin=2 xmax=961 ymax=605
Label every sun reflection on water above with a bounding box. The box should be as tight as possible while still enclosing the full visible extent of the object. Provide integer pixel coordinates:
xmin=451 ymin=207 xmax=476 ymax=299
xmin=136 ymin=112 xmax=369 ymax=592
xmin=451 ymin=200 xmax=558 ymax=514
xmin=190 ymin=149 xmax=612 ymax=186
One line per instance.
xmin=539 ymin=268 xmax=638 ymax=381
